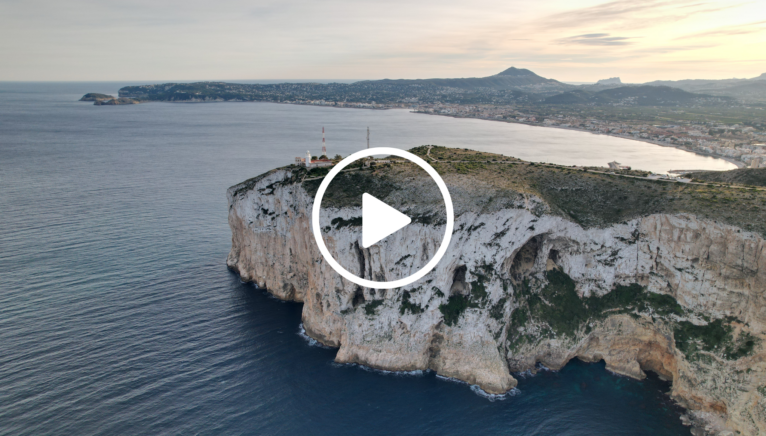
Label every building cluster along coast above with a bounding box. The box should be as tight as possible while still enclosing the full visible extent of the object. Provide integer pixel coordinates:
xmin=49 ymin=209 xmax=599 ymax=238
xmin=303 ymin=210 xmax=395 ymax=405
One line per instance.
xmin=415 ymin=104 xmax=766 ymax=169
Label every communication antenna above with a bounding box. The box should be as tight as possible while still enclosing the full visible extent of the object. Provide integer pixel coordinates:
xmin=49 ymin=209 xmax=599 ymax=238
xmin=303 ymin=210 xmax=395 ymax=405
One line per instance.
xmin=367 ymin=127 xmax=370 ymax=149
xmin=322 ymin=127 xmax=327 ymax=156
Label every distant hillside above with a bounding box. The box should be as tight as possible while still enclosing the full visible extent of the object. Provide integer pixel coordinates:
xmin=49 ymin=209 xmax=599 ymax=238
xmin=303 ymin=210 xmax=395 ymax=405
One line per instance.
xmin=115 ymin=80 xmax=533 ymax=106
xmin=685 ymin=168 xmax=766 ymax=187
xmin=99 ymin=67 xmax=757 ymax=109
xmin=644 ymin=73 xmax=766 ymax=103
xmin=645 ymin=74 xmax=765 ymax=91
xmin=361 ymin=67 xmax=572 ymax=92
xmin=544 ymin=85 xmax=733 ymax=106
xmin=113 ymin=67 xmax=575 ymax=106
xmin=702 ymin=81 xmax=766 ymax=103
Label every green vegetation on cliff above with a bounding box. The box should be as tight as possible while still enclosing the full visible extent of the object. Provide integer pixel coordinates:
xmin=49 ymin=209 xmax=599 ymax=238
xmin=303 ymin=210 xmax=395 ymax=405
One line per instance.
xmin=439 ymin=295 xmax=476 ymax=327
xmin=674 ymin=318 xmax=757 ymax=361
xmin=508 ymin=270 xmax=664 ymax=339
xmin=399 ymin=290 xmax=423 ymax=315
xmin=507 ymin=269 xmax=758 ymax=361
xmin=364 ymin=299 xmax=384 ymax=315
xmin=303 ymin=168 xmax=401 ymax=208
xmin=437 ymin=265 xmax=497 ymax=326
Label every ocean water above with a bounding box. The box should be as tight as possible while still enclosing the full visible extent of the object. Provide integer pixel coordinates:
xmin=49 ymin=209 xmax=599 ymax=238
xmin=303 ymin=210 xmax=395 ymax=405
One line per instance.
xmin=0 ymin=82 xmax=700 ymax=435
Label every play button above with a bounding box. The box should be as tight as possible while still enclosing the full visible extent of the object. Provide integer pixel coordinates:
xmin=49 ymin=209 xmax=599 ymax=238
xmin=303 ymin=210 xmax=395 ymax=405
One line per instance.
xmin=311 ymin=147 xmax=454 ymax=289
xmin=362 ymin=193 xmax=411 ymax=248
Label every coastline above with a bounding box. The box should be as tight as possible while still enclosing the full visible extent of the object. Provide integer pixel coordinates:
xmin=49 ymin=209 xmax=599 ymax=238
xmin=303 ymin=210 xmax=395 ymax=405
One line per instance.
xmin=87 ymin=96 xmax=745 ymax=170
xmin=410 ymin=111 xmax=746 ymax=170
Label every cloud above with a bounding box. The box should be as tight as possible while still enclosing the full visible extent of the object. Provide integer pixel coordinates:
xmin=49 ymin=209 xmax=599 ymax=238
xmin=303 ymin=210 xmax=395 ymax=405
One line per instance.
xmin=558 ymin=33 xmax=634 ymax=46
xmin=539 ymin=0 xmax=742 ymax=31
xmin=0 ymin=0 xmax=763 ymax=81
xmin=675 ymin=19 xmax=766 ymax=39
xmin=629 ymin=44 xmax=713 ymax=54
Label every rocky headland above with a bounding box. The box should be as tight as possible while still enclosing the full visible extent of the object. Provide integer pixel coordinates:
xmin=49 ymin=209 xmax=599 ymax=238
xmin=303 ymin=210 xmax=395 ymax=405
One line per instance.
xmin=227 ymin=146 xmax=766 ymax=435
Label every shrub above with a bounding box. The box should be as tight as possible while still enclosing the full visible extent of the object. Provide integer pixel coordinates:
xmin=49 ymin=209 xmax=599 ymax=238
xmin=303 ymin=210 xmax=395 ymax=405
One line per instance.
xmin=674 ymin=318 xmax=758 ymax=360
xmin=400 ymin=291 xmax=423 ymax=315
xmin=439 ymin=295 xmax=477 ymax=326
xmin=365 ymin=299 xmax=384 ymax=315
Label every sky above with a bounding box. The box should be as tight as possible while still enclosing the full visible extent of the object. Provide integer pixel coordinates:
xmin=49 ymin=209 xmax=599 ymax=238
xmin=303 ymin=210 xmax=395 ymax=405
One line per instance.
xmin=0 ymin=0 xmax=764 ymax=83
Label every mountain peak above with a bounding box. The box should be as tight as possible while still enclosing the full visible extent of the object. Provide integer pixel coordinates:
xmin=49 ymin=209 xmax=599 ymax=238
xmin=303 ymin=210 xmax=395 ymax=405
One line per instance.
xmin=596 ymin=77 xmax=622 ymax=85
xmin=495 ymin=67 xmax=541 ymax=78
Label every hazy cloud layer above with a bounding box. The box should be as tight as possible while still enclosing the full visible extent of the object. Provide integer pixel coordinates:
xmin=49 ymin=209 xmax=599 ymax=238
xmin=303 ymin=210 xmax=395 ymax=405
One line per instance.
xmin=559 ymin=34 xmax=634 ymax=46
xmin=675 ymin=20 xmax=766 ymax=39
xmin=0 ymin=0 xmax=763 ymax=82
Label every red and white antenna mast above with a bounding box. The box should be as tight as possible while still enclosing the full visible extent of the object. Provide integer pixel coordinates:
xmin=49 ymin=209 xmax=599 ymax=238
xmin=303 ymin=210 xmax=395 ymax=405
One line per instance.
xmin=322 ymin=127 xmax=327 ymax=156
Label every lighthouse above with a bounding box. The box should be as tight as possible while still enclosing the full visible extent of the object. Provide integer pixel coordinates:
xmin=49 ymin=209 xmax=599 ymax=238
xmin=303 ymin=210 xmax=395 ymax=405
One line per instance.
xmin=294 ymin=129 xmax=334 ymax=168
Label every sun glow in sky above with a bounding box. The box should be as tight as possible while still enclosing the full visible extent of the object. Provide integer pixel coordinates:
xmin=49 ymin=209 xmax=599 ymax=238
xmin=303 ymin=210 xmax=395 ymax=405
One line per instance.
xmin=1 ymin=0 xmax=764 ymax=82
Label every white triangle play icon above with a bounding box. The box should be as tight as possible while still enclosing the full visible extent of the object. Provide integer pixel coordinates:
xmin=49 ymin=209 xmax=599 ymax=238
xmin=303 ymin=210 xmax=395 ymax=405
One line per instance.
xmin=362 ymin=193 xmax=411 ymax=248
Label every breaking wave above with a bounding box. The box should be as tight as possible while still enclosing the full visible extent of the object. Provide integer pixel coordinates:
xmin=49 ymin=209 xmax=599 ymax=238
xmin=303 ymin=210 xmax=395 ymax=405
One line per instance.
xmin=436 ymin=374 xmax=521 ymax=401
xmin=297 ymin=323 xmax=333 ymax=349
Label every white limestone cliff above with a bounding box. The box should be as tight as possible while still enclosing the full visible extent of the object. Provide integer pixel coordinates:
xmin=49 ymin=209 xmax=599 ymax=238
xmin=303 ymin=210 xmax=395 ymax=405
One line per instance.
xmin=227 ymin=167 xmax=766 ymax=436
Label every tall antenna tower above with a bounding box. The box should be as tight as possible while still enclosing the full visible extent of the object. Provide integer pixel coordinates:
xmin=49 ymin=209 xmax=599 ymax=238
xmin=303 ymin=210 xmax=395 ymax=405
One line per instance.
xmin=367 ymin=127 xmax=370 ymax=149
xmin=322 ymin=127 xmax=326 ymax=156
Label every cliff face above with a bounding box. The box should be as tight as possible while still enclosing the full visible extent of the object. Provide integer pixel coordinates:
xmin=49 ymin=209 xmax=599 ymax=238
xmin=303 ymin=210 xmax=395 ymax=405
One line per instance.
xmin=227 ymin=157 xmax=766 ymax=436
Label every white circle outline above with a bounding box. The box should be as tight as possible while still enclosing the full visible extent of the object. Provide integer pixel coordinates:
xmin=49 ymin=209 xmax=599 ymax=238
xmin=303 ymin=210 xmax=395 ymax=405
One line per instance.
xmin=311 ymin=147 xmax=454 ymax=289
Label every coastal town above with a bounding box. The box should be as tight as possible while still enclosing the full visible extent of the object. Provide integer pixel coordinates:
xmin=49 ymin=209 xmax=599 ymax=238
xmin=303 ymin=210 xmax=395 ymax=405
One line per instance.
xmin=411 ymin=104 xmax=766 ymax=168
xmin=291 ymin=99 xmax=766 ymax=169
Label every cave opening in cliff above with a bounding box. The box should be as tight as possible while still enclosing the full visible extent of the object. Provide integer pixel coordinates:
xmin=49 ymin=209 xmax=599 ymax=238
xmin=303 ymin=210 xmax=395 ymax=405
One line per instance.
xmin=548 ymin=249 xmax=560 ymax=264
xmin=449 ymin=265 xmax=468 ymax=295
xmin=510 ymin=235 xmax=543 ymax=284
xmin=352 ymin=286 xmax=365 ymax=307
xmin=353 ymin=241 xmax=365 ymax=279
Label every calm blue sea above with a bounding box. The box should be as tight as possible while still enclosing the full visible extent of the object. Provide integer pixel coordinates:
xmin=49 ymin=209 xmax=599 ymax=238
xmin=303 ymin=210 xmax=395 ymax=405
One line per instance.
xmin=0 ymin=82 xmax=696 ymax=435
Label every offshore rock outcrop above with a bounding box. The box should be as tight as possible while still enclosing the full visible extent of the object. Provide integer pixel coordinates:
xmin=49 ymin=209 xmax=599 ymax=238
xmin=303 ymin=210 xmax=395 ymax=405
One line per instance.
xmin=78 ymin=93 xmax=140 ymax=105
xmin=227 ymin=151 xmax=766 ymax=435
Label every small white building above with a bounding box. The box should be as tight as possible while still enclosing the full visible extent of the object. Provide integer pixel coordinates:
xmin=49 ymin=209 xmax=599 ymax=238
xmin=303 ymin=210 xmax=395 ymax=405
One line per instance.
xmin=608 ymin=161 xmax=631 ymax=170
xmin=296 ymin=149 xmax=333 ymax=169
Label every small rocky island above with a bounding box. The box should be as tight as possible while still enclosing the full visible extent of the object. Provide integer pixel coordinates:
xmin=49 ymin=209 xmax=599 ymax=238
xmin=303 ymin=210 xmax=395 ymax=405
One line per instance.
xmin=227 ymin=146 xmax=766 ymax=435
xmin=79 ymin=93 xmax=139 ymax=105
xmin=79 ymin=93 xmax=114 ymax=101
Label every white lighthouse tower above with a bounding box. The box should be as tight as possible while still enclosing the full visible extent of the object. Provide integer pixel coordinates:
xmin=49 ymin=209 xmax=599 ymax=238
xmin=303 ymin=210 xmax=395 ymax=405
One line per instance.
xmin=305 ymin=150 xmax=312 ymax=168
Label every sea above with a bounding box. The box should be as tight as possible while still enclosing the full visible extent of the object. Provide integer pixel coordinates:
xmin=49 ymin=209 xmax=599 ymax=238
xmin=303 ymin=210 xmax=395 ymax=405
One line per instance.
xmin=0 ymin=82 xmax=724 ymax=435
